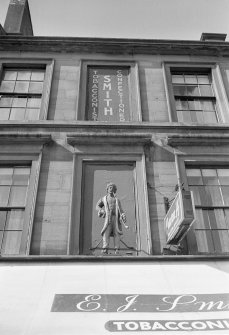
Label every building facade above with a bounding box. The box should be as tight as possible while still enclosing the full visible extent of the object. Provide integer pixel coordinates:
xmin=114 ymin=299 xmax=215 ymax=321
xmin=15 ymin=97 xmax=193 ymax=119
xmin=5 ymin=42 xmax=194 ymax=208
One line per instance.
xmin=0 ymin=1 xmax=229 ymax=334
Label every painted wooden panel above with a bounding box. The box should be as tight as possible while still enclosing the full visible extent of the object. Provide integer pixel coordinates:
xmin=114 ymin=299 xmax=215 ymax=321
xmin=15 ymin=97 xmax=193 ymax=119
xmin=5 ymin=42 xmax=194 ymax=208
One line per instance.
xmin=81 ymin=163 xmax=137 ymax=255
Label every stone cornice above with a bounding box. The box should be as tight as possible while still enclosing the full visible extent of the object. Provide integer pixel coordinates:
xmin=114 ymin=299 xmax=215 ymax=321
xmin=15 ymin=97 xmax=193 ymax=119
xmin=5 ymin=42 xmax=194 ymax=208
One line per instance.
xmin=0 ymin=35 xmax=229 ymax=56
xmin=166 ymin=134 xmax=229 ymax=146
xmin=67 ymin=132 xmax=152 ymax=146
xmin=0 ymin=133 xmax=52 ymax=145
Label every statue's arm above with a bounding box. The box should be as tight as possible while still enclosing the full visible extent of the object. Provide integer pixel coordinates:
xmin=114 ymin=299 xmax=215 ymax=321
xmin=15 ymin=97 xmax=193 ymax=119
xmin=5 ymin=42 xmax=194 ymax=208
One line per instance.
xmin=118 ymin=199 xmax=126 ymax=223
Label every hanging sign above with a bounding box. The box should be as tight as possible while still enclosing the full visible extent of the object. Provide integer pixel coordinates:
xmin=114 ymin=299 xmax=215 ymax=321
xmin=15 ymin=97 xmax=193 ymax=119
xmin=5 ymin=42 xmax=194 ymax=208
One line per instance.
xmin=87 ymin=67 xmax=131 ymax=121
xmin=164 ymin=190 xmax=195 ymax=245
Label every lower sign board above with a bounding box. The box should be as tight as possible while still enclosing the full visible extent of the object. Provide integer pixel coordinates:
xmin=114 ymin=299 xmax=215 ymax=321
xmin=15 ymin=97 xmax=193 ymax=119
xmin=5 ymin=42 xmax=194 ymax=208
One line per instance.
xmin=105 ymin=319 xmax=229 ymax=332
xmin=164 ymin=190 xmax=195 ymax=245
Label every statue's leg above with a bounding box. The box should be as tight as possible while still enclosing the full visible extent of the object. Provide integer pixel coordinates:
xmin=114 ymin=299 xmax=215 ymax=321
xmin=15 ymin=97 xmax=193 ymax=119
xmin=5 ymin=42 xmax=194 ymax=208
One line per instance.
xmin=113 ymin=222 xmax=120 ymax=254
xmin=102 ymin=225 xmax=111 ymax=254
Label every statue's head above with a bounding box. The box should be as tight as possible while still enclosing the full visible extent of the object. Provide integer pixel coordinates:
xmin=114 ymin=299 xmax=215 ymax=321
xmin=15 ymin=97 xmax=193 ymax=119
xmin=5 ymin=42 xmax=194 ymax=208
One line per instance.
xmin=106 ymin=182 xmax=117 ymax=194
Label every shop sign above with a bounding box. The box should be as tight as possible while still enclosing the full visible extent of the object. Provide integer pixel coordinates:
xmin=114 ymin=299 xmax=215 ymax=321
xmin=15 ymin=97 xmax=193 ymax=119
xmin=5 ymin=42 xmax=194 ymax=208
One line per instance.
xmin=52 ymin=293 xmax=229 ymax=313
xmin=164 ymin=190 xmax=195 ymax=244
xmin=105 ymin=319 xmax=229 ymax=332
xmin=87 ymin=67 xmax=131 ymax=121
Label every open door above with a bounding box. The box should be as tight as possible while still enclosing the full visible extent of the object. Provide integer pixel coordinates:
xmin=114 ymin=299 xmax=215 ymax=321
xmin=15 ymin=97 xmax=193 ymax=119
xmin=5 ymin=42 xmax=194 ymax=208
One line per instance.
xmin=80 ymin=163 xmax=138 ymax=255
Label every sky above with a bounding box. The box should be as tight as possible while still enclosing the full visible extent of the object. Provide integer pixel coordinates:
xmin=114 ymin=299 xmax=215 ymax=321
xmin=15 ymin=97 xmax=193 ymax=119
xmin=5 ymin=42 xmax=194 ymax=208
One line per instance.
xmin=0 ymin=0 xmax=228 ymax=40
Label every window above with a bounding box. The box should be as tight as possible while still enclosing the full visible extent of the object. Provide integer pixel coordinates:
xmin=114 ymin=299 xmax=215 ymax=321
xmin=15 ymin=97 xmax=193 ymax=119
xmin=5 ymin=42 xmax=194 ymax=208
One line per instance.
xmin=164 ymin=63 xmax=229 ymax=124
xmin=172 ymin=72 xmax=219 ymax=124
xmin=0 ymin=68 xmax=45 ymax=120
xmin=78 ymin=61 xmax=141 ymax=121
xmin=187 ymin=166 xmax=229 ymax=254
xmin=0 ymin=166 xmax=31 ymax=255
xmin=0 ymin=59 xmax=54 ymax=121
xmin=0 ymin=133 xmax=51 ymax=256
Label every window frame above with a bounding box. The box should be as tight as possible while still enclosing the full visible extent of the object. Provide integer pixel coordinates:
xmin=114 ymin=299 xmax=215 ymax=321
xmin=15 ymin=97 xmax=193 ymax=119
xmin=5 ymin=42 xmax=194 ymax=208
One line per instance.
xmin=77 ymin=60 xmax=142 ymax=121
xmin=176 ymin=153 xmax=229 ymax=255
xmin=0 ymin=134 xmax=51 ymax=256
xmin=163 ymin=62 xmax=229 ymax=124
xmin=67 ymin=133 xmax=152 ymax=256
xmin=0 ymin=58 xmax=54 ymax=121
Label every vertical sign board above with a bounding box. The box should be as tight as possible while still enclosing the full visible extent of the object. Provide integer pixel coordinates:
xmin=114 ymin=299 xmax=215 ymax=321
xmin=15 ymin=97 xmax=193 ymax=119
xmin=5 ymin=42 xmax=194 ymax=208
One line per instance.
xmin=164 ymin=190 xmax=195 ymax=245
xmin=87 ymin=67 xmax=131 ymax=121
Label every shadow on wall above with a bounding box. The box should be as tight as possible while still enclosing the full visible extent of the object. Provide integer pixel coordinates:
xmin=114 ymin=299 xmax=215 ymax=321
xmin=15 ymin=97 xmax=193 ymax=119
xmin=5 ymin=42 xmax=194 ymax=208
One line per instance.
xmin=30 ymin=141 xmax=73 ymax=255
xmin=146 ymin=143 xmax=178 ymax=255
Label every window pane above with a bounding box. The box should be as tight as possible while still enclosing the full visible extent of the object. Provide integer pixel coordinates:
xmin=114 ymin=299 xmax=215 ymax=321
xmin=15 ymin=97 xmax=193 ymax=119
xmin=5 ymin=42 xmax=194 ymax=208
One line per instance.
xmin=208 ymin=209 xmax=225 ymax=229
xmin=29 ymin=82 xmax=43 ymax=94
xmin=206 ymin=186 xmax=223 ymax=206
xmin=199 ymin=85 xmax=213 ymax=96
xmin=27 ymin=97 xmax=41 ymax=108
xmin=0 ymin=211 xmax=7 ymax=230
xmin=176 ymin=99 xmax=189 ymax=110
xmin=8 ymin=186 xmax=27 ymax=206
xmin=10 ymin=108 xmax=25 ymax=120
xmin=173 ymin=85 xmax=186 ymax=96
xmin=3 ymin=71 xmax=17 ymax=81
xmin=181 ymin=110 xmax=192 ymax=123
xmin=0 ymin=168 xmax=13 ymax=185
xmin=172 ymin=75 xmax=184 ymax=83
xmin=31 ymin=71 xmax=45 ymax=81
xmin=175 ymin=99 xmax=182 ymax=110
xmin=184 ymin=75 xmax=198 ymax=84
xmin=5 ymin=210 xmax=24 ymax=230
xmin=1 ymin=231 xmax=22 ymax=255
xmin=195 ymin=230 xmax=214 ymax=253
xmin=221 ymin=186 xmax=229 ymax=205
xmin=12 ymin=97 xmax=27 ymax=108
xmin=0 ymin=97 xmax=13 ymax=107
xmin=190 ymin=111 xmax=198 ymax=123
xmin=195 ymin=209 xmax=210 ymax=229
xmin=188 ymin=99 xmax=201 ymax=110
xmin=202 ymin=169 xmax=218 ymax=185
xmin=14 ymin=81 xmax=29 ymax=93
xmin=13 ymin=167 xmax=30 ymax=185
xmin=177 ymin=110 xmax=184 ymax=122
xmin=224 ymin=209 xmax=229 ymax=228
xmin=17 ymin=71 xmax=31 ymax=81
xmin=218 ymin=169 xmax=229 ymax=185
xmin=203 ymin=111 xmax=218 ymax=124
xmin=0 ymin=108 xmax=10 ymax=120
xmin=201 ymin=100 xmax=215 ymax=111
xmin=186 ymin=85 xmax=199 ymax=96
xmin=9 ymin=108 xmax=25 ymax=120
xmin=187 ymin=169 xmax=203 ymax=185
xmin=195 ymin=111 xmax=204 ymax=123
xmin=210 ymin=209 xmax=228 ymax=229
xmin=0 ymin=81 xmax=15 ymax=92
xmin=25 ymin=108 xmax=40 ymax=120
xmin=212 ymin=230 xmax=229 ymax=253
xmin=0 ymin=186 xmax=11 ymax=206
xmin=198 ymin=75 xmax=210 ymax=84
xmin=189 ymin=186 xmax=203 ymax=206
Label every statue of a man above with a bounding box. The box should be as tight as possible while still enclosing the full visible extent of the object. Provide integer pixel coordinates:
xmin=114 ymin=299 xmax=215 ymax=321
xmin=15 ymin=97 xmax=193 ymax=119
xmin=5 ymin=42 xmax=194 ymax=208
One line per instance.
xmin=96 ymin=182 xmax=127 ymax=254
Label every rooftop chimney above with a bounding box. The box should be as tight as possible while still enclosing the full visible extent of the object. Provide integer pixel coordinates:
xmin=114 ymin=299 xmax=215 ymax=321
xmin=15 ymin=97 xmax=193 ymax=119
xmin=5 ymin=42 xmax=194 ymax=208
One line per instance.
xmin=4 ymin=0 xmax=33 ymax=36
xmin=200 ymin=33 xmax=227 ymax=42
